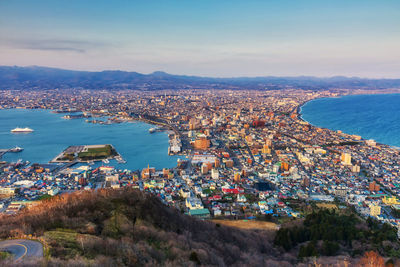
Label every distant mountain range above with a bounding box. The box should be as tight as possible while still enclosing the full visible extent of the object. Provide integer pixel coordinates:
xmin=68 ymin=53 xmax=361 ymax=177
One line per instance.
xmin=1 ymin=65 xmax=400 ymax=90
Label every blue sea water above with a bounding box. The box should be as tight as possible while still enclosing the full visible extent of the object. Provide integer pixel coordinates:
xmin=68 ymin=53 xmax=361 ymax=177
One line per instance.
xmin=0 ymin=109 xmax=182 ymax=170
xmin=301 ymin=94 xmax=400 ymax=147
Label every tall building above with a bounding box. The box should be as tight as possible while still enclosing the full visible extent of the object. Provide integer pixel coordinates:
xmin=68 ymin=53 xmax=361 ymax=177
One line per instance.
xmin=262 ymin=143 xmax=271 ymax=154
xmin=302 ymin=176 xmax=310 ymax=187
xmin=369 ymin=204 xmax=381 ymax=217
xmin=163 ymin=168 xmax=169 ymax=178
xmin=234 ymin=172 xmax=241 ymax=183
xmin=211 ymin=169 xmax=219 ymax=179
xmin=224 ymin=159 xmax=234 ymax=168
xmin=366 ymin=139 xmax=376 ymax=146
xmin=352 ymin=164 xmax=360 ymax=173
xmin=0 ymin=187 xmax=16 ymax=197
xmin=369 ymin=181 xmax=380 ymax=192
xmin=201 ymin=163 xmax=209 ymax=174
xmin=189 ymin=118 xmax=201 ymax=130
xmin=245 ymin=135 xmax=253 ymax=143
xmin=265 ymin=139 xmax=272 ymax=147
xmin=193 ymin=137 xmax=210 ymax=150
xmin=214 ymin=158 xmax=220 ymax=168
xmin=141 ymin=164 xmax=155 ymax=179
xmin=341 ymin=153 xmax=352 ymax=165
xmin=281 ymin=162 xmax=290 ymax=172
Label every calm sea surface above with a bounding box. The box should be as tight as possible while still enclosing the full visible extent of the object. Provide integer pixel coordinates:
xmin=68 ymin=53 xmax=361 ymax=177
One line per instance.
xmin=301 ymin=94 xmax=400 ymax=147
xmin=0 ymin=109 xmax=182 ymax=170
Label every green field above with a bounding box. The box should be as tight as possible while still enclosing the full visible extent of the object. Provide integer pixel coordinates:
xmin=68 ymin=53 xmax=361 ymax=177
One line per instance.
xmin=57 ymin=144 xmax=118 ymax=162
xmin=78 ymin=145 xmax=117 ymax=160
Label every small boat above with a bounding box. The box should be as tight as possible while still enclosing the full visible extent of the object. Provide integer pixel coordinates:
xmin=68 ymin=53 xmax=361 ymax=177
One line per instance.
xmin=115 ymin=155 xmax=126 ymax=163
xmin=102 ymin=159 xmax=110 ymax=164
xmin=149 ymin=128 xmax=156 ymax=133
xmin=10 ymin=146 xmax=23 ymax=152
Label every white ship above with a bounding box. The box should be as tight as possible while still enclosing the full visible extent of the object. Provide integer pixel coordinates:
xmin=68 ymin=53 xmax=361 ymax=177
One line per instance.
xmin=11 ymin=127 xmax=34 ymax=133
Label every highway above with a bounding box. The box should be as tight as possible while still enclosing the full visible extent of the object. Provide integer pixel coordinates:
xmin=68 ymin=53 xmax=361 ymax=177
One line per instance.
xmin=0 ymin=239 xmax=43 ymax=261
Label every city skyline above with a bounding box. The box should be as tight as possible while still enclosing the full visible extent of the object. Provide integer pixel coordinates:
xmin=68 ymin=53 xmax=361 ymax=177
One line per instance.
xmin=0 ymin=0 xmax=399 ymax=78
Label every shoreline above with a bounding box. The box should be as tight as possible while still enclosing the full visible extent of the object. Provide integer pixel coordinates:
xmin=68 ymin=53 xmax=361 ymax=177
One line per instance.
xmin=297 ymin=92 xmax=400 ymax=149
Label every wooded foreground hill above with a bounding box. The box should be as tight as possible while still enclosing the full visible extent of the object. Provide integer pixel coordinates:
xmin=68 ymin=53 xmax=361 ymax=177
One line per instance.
xmin=0 ymin=188 xmax=289 ymax=266
xmin=0 ymin=188 xmax=396 ymax=266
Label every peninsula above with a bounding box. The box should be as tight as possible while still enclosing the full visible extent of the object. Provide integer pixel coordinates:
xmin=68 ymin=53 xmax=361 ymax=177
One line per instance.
xmin=51 ymin=144 xmax=120 ymax=163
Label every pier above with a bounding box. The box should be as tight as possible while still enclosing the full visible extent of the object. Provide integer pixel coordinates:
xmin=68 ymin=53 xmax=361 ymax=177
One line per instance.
xmin=0 ymin=147 xmax=23 ymax=159
xmin=53 ymin=160 xmax=79 ymax=173
xmin=130 ymin=113 xmax=181 ymax=138
xmin=0 ymin=149 xmax=9 ymax=159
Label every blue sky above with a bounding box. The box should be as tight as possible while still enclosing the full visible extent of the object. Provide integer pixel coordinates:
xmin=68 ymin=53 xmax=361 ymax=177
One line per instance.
xmin=0 ymin=0 xmax=399 ymax=77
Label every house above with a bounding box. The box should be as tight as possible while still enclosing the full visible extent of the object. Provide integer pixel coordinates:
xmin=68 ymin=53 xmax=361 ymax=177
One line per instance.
xmin=185 ymin=197 xmax=204 ymax=210
xmin=237 ymin=194 xmax=247 ymax=202
xmin=212 ymin=208 xmax=222 ymax=216
xmin=187 ymin=208 xmax=210 ymax=219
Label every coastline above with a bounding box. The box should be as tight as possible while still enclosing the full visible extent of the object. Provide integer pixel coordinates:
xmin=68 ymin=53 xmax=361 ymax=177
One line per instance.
xmin=297 ymin=93 xmax=400 ymax=149
xmin=297 ymin=96 xmax=331 ymax=122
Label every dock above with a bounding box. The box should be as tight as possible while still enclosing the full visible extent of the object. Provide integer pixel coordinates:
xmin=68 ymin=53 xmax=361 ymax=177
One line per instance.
xmin=0 ymin=149 xmax=9 ymax=158
xmin=53 ymin=160 xmax=79 ymax=173
xmin=0 ymin=147 xmax=23 ymax=159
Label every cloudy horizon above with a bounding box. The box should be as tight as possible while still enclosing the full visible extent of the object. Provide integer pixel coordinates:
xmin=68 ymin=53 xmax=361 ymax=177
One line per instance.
xmin=1 ymin=0 xmax=399 ymax=78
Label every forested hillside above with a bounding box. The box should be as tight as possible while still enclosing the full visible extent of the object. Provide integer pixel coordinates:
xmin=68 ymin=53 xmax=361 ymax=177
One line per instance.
xmin=0 ymin=188 xmax=397 ymax=266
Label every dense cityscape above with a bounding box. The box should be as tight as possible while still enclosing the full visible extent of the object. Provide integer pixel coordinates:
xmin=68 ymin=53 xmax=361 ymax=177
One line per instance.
xmin=1 ymin=88 xmax=400 ymax=231
xmin=2 ymin=0 xmax=400 ymax=265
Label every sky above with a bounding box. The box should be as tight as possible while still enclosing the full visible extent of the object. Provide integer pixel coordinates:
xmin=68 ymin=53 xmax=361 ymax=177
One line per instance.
xmin=0 ymin=0 xmax=399 ymax=78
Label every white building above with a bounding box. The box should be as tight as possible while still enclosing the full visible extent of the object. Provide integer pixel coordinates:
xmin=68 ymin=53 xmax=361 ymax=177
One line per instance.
xmin=211 ymin=169 xmax=219 ymax=179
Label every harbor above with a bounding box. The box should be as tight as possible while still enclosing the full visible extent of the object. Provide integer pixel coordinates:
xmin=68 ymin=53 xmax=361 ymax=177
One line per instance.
xmin=0 ymin=109 xmax=182 ymax=171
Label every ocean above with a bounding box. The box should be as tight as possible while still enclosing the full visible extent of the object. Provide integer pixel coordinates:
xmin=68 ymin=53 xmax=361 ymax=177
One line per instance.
xmin=0 ymin=109 xmax=182 ymax=170
xmin=300 ymin=94 xmax=400 ymax=147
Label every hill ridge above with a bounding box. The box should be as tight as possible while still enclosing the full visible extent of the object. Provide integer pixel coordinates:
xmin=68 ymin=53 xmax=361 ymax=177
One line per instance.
xmin=1 ymin=65 xmax=400 ymax=90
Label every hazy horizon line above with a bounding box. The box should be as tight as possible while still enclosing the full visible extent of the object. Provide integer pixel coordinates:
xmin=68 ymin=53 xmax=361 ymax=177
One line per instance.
xmin=2 ymin=64 xmax=399 ymax=80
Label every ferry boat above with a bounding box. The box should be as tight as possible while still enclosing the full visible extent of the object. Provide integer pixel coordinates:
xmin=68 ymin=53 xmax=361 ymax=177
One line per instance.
xmin=11 ymin=127 xmax=34 ymax=133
